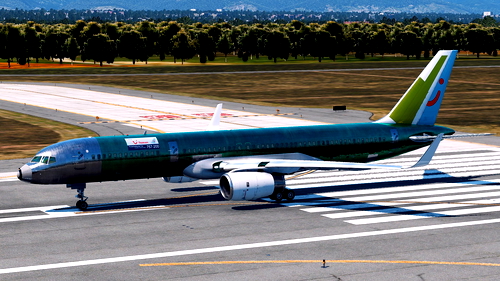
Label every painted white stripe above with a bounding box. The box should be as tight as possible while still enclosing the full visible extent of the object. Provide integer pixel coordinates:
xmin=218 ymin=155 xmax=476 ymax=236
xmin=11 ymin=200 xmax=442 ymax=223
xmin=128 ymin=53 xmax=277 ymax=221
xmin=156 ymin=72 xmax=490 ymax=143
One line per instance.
xmin=289 ymin=168 xmax=500 ymax=190
xmin=0 ymin=172 xmax=18 ymax=182
xmin=376 ymin=152 xmax=500 ymax=165
xmin=301 ymin=180 xmax=497 ymax=199
xmin=321 ymin=184 xmax=500 ymax=202
xmin=0 ymin=178 xmax=18 ymax=182
xmin=305 ymin=190 xmax=500 ymax=215
xmin=292 ymin=153 xmax=500 ymax=180
xmin=0 ymin=205 xmax=68 ymax=214
xmin=348 ymin=206 xmax=500 ymax=225
xmin=290 ymin=155 xmax=500 ymax=179
xmin=320 ymin=192 xmax=500 ymax=219
xmin=289 ymin=163 xmax=500 ymax=186
xmin=2 ymin=218 xmax=500 ymax=274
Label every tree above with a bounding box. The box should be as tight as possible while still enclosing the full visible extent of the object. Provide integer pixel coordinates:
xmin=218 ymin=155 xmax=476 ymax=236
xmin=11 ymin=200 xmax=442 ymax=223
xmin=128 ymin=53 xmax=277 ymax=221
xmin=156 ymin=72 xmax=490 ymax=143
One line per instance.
xmin=171 ymin=31 xmax=196 ymax=64
xmin=1 ymin=25 xmax=27 ymax=67
xmin=66 ymin=37 xmax=80 ymax=62
xmin=158 ymin=21 xmax=181 ymax=60
xmin=369 ymin=29 xmax=390 ymax=57
xmin=103 ymin=23 xmax=121 ymax=41
xmin=83 ymin=34 xmax=116 ymax=66
xmin=136 ymin=21 xmax=158 ymax=62
xmin=195 ymin=31 xmax=216 ymax=63
xmin=263 ymin=30 xmax=290 ymax=63
xmin=312 ymin=30 xmax=336 ymax=62
xmin=238 ymin=28 xmax=260 ymax=60
xmin=43 ymin=30 xmax=70 ymax=64
xmin=396 ymin=31 xmax=423 ymax=59
xmin=217 ymin=34 xmax=233 ymax=62
xmin=118 ymin=30 xmax=147 ymax=64
xmin=466 ymin=27 xmax=490 ymax=58
xmin=24 ymin=26 xmax=42 ymax=65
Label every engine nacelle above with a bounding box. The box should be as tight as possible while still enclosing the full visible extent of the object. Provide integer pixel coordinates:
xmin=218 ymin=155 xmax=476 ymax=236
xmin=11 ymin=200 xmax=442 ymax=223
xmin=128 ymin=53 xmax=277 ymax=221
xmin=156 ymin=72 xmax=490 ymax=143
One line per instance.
xmin=219 ymin=172 xmax=276 ymax=201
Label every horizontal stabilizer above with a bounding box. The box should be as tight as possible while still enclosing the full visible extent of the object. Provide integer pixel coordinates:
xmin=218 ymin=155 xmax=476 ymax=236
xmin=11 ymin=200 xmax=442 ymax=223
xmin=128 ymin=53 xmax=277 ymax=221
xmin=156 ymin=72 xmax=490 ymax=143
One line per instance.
xmin=410 ymin=133 xmax=493 ymax=142
xmin=407 ymin=133 xmax=443 ymax=168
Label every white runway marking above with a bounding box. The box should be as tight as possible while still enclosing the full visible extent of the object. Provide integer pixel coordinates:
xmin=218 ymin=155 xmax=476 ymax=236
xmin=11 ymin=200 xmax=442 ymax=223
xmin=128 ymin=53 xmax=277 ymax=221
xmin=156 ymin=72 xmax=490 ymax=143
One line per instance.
xmin=0 ymin=84 xmax=322 ymax=133
xmin=2 ymin=218 xmax=500 ymax=274
xmin=280 ymin=142 xmax=500 ymax=225
xmin=0 ymin=200 xmax=164 ymax=224
xmin=0 ymin=172 xmax=17 ymax=182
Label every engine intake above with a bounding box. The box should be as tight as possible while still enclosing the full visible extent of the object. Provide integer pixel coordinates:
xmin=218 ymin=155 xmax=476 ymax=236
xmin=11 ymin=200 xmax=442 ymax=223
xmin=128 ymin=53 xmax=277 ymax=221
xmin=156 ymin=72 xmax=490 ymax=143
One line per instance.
xmin=219 ymin=172 xmax=276 ymax=201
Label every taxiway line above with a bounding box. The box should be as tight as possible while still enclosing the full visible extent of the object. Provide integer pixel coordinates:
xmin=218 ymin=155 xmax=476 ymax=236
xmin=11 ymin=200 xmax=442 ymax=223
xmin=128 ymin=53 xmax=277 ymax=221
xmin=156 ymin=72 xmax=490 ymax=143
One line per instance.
xmin=139 ymin=259 xmax=500 ymax=267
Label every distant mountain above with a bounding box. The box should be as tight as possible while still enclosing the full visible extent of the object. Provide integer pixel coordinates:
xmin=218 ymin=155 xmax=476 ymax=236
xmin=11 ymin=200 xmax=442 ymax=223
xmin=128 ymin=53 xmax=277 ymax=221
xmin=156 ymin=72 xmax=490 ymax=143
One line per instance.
xmin=0 ymin=0 xmax=498 ymax=14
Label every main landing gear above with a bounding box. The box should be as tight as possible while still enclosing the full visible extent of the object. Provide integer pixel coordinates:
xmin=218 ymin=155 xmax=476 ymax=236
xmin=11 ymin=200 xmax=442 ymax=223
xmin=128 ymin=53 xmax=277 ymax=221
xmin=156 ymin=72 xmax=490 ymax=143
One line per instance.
xmin=67 ymin=183 xmax=89 ymax=210
xmin=269 ymin=188 xmax=295 ymax=202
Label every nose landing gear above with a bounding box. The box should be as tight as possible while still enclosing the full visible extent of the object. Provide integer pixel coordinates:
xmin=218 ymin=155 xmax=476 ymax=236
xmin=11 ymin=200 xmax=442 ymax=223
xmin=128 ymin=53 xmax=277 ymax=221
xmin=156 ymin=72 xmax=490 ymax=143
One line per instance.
xmin=67 ymin=183 xmax=89 ymax=210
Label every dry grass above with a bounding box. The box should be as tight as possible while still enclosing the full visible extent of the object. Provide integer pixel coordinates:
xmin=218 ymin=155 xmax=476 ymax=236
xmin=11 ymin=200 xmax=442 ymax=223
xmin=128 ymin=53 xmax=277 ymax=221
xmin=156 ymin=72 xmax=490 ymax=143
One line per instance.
xmin=0 ymin=110 xmax=97 ymax=159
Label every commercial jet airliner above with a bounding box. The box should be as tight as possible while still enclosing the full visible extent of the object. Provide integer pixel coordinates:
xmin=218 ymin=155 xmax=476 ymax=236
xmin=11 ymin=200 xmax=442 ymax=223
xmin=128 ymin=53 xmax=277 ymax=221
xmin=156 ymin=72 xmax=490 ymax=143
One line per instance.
xmin=19 ymin=50 xmax=463 ymax=210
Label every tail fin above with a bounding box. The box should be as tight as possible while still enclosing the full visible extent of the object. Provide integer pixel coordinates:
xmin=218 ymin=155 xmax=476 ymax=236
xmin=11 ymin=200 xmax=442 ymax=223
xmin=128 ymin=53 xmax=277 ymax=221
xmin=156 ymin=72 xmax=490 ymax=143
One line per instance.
xmin=207 ymin=103 xmax=223 ymax=130
xmin=376 ymin=50 xmax=457 ymax=126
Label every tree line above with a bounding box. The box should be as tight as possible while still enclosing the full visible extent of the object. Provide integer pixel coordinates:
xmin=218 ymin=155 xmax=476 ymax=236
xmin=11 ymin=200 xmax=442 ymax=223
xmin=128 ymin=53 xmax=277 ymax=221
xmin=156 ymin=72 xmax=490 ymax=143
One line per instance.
xmin=1 ymin=19 xmax=499 ymax=67
xmin=0 ymin=8 xmax=488 ymax=25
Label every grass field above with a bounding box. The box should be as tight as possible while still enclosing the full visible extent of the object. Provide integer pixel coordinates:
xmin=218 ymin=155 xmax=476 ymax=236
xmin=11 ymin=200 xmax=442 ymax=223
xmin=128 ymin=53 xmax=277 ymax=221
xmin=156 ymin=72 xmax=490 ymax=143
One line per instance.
xmin=0 ymin=110 xmax=97 ymax=159
xmin=1 ymin=54 xmax=499 ymax=159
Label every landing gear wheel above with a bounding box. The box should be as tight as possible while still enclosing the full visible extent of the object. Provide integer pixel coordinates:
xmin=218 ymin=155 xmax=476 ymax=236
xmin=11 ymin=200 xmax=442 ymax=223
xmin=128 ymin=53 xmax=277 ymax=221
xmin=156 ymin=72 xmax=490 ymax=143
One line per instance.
xmin=73 ymin=184 xmax=88 ymax=210
xmin=274 ymin=192 xmax=283 ymax=202
xmin=76 ymin=200 xmax=88 ymax=210
xmin=285 ymin=189 xmax=295 ymax=201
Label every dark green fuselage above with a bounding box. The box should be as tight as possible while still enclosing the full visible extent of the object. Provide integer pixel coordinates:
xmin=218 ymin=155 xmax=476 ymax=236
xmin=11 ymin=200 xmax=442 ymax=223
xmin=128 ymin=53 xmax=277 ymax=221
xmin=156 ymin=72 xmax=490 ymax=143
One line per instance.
xmin=28 ymin=122 xmax=454 ymax=185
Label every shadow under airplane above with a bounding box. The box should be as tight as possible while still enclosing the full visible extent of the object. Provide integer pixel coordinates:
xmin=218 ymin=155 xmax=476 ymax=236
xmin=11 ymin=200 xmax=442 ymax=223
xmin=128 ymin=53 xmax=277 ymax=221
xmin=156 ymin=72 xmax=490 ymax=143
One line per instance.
xmin=47 ymin=168 xmax=500 ymax=216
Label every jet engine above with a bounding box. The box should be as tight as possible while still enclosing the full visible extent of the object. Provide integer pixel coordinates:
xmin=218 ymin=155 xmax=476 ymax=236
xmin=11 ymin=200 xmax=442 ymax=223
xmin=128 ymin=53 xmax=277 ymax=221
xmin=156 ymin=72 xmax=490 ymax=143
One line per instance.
xmin=219 ymin=172 xmax=277 ymax=201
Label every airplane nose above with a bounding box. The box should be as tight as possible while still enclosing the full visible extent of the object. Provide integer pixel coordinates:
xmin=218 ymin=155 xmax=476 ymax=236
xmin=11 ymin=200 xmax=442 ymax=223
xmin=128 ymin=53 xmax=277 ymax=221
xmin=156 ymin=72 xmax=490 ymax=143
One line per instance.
xmin=17 ymin=165 xmax=32 ymax=182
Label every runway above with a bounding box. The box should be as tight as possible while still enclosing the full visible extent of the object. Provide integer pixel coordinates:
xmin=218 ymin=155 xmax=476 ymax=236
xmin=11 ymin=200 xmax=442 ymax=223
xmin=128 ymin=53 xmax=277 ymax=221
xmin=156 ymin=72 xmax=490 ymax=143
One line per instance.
xmin=1 ymin=83 xmax=500 ymax=280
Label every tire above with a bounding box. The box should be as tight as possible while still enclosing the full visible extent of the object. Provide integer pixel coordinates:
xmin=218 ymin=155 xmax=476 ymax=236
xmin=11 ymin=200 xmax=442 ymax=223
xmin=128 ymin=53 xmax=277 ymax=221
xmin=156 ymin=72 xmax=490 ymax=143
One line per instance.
xmin=76 ymin=200 xmax=88 ymax=210
xmin=274 ymin=192 xmax=283 ymax=202
xmin=285 ymin=189 xmax=295 ymax=201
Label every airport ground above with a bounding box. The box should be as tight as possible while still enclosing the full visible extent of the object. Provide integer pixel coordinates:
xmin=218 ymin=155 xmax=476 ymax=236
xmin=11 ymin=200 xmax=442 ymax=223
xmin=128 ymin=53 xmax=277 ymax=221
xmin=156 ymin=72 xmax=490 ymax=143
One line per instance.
xmin=1 ymin=60 xmax=500 ymax=279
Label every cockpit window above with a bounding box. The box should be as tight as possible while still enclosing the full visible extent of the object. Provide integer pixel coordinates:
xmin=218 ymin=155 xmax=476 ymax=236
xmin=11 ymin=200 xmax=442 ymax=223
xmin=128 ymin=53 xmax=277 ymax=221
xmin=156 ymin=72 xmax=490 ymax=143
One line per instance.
xmin=30 ymin=156 xmax=42 ymax=163
xmin=30 ymin=155 xmax=56 ymax=164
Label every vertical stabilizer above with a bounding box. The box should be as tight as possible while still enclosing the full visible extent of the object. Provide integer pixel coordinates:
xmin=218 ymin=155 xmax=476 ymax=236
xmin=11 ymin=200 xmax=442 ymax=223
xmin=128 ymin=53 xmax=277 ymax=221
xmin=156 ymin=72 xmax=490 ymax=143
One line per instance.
xmin=207 ymin=103 xmax=223 ymax=130
xmin=376 ymin=50 xmax=457 ymax=125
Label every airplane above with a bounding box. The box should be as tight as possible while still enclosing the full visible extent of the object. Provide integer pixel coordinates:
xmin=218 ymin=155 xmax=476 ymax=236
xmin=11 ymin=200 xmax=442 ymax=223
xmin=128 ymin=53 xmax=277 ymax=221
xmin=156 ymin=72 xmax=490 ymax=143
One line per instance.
xmin=18 ymin=50 xmax=467 ymax=210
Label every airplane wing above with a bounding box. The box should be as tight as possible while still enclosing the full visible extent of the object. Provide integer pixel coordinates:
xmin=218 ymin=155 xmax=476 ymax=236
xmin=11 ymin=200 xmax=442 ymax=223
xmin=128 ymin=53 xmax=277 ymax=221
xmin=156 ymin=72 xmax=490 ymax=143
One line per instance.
xmin=183 ymin=133 xmax=445 ymax=180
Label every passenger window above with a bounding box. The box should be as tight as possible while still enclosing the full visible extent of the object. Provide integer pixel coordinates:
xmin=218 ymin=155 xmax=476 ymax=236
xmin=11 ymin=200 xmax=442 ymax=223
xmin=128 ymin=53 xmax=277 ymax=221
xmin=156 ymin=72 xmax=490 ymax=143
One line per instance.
xmin=92 ymin=154 xmax=95 ymax=160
